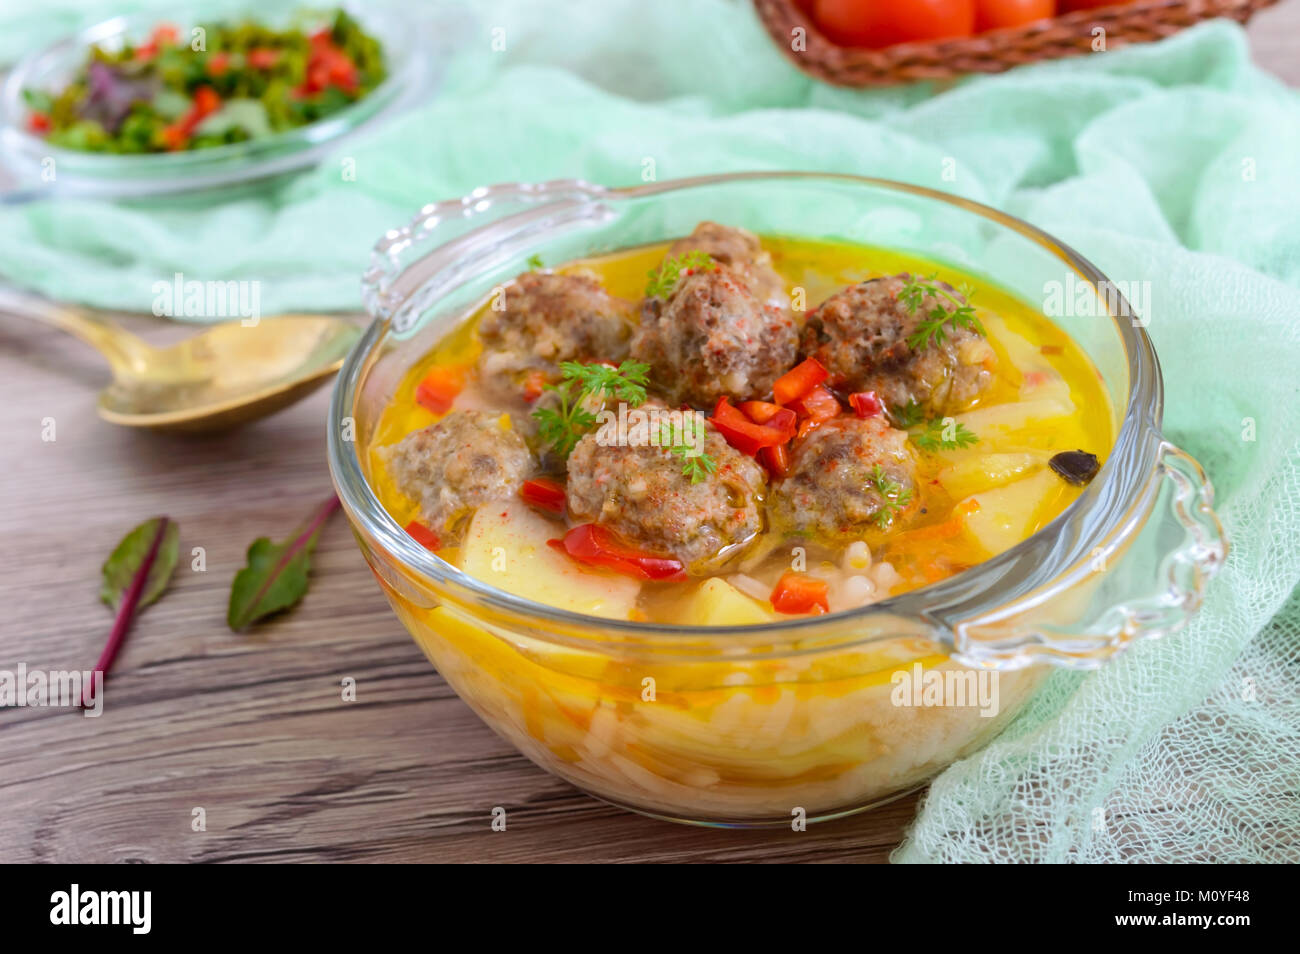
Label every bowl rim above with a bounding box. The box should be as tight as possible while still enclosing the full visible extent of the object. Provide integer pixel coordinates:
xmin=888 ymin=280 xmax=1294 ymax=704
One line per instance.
xmin=0 ymin=0 xmax=426 ymax=197
xmin=328 ymin=171 xmax=1167 ymax=650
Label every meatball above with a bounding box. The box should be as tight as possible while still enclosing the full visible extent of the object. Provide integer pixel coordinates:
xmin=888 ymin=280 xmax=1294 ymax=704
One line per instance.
xmin=769 ymin=416 xmax=918 ymax=537
xmin=801 ymin=275 xmax=995 ymax=419
xmin=631 ymin=265 xmax=799 ymax=408
xmin=565 ymin=404 xmax=766 ymax=573
xmin=668 ymin=221 xmax=788 ymax=308
xmin=477 ymin=271 xmax=634 ymax=394
xmin=381 ymin=410 xmax=534 ymax=538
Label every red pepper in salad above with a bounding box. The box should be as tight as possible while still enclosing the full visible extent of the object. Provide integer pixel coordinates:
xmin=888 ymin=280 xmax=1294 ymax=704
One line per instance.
xmin=773 ymin=357 xmax=829 ymax=406
xmin=404 ymin=521 xmax=441 ymax=551
xmin=519 ymin=477 xmax=567 ymax=515
xmin=206 ymin=52 xmax=231 ymax=77
xmin=160 ymin=85 xmax=221 ymax=150
xmin=297 ymin=30 xmax=358 ymax=96
xmin=849 ymin=390 xmax=883 ymax=418
xmin=548 ymin=524 xmax=686 ymax=581
xmin=770 ymin=571 xmax=829 ymax=615
xmin=711 ymin=396 xmax=797 ymax=456
xmin=27 ymin=112 xmax=50 ymax=133
xmin=247 ymin=48 xmax=280 ymax=70
xmin=134 ymin=23 xmax=179 ymax=62
xmin=414 ymin=364 xmax=467 ymax=416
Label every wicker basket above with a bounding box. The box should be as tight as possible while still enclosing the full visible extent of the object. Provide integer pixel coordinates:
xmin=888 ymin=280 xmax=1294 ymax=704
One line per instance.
xmin=754 ymin=0 xmax=1279 ymax=86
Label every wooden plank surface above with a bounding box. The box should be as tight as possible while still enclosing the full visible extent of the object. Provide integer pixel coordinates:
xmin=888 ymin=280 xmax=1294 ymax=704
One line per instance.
xmin=0 ymin=10 xmax=1295 ymax=864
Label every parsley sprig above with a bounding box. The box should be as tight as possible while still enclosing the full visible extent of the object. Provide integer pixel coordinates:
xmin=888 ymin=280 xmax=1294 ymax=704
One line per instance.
xmin=659 ymin=416 xmax=718 ymax=485
xmin=899 ymin=274 xmax=985 ymax=351
xmin=914 ymin=416 xmax=980 ymax=452
xmin=890 ymin=400 xmax=927 ymax=429
xmin=532 ymin=360 xmax=651 ymax=458
xmin=645 ymin=251 xmax=714 ymax=299
xmin=525 ymin=253 xmax=545 ymax=271
xmin=870 ymin=464 xmax=913 ymax=529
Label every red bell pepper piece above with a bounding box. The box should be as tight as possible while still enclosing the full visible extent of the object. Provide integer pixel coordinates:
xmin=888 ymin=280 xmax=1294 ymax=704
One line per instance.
xmin=247 ymin=48 xmax=280 ymax=70
xmin=548 ymin=524 xmax=685 ymax=581
xmin=206 ymin=52 xmax=231 ymax=77
xmin=712 ymin=397 xmax=796 ymax=456
xmin=759 ymin=443 xmax=789 ymax=479
xmin=770 ymin=571 xmax=829 ymax=615
xmin=160 ymin=85 xmax=222 ymax=150
xmin=773 ymin=357 xmax=829 ymax=406
xmin=519 ymin=477 xmax=567 ymax=515
xmin=736 ymin=400 xmax=785 ymax=425
xmin=787 ymin=385 xmax=841 ymax=423
xmin=414 ymin=364 xmax=467 ymax=415
xmin=849 ymin=390 xmax=883 ymax=419
xmin=522 ymin=369 xmax=548 ymax=403
xmin=405 ymin=521 xmax=441 ymax=551
xmin=27 ymin=112 xmax=50 ymax=133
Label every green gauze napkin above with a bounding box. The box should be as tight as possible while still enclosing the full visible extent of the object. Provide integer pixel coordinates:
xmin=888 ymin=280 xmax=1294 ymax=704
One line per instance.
xmin=2 ymin=0 xmax=1297 ymax=862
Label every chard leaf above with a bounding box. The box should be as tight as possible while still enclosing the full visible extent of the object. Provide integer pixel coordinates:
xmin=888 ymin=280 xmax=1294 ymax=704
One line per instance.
xmin=228 ymin=497 xmax=340 ymax=632
xmin=100 ymin=517 xmax=179 ymax=613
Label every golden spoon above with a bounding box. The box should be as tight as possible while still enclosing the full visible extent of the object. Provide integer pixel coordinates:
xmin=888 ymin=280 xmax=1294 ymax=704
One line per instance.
xmin=0 ymin=288 xmax=361 ymax=433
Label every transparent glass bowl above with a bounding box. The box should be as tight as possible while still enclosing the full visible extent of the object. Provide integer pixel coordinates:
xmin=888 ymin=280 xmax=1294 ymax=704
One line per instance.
xmin=328 ymin=173 xmax=1227 ymax=826
xmin=0 ymin=0 xmax=443 ymax=200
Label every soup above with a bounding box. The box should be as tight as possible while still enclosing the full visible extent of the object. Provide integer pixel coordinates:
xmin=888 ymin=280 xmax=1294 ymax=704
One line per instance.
xmin=366 ymin=223 xmax=1114 ymax=626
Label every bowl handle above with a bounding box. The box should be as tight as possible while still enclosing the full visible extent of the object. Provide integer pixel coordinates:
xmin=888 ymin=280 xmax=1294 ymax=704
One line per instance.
xmin=950 ymin=439 xmax=1228 ymax=670
xmin=361 ymin=179 xmax=612 ymax=333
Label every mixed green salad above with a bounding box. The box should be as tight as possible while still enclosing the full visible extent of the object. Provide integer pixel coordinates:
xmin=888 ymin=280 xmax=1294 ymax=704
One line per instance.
xmin=22 ymin=9 xmax=385 ymax=153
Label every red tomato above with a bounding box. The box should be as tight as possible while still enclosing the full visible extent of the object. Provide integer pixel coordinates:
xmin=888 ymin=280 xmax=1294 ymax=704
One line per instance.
xmin=976 ymin=0 xmax=1056 ymax=30
xmin=814 ymin=0 xmax=976 ymax=48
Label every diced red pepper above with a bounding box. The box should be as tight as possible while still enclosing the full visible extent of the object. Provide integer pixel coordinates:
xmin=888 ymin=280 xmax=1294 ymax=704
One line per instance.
xmin=414 ymin=364 xmax=467 ymax=415
xmin=160 ymin=85 xmax=222 ymax=150
xmin=404 ymin=521 xmax=441 ymax=551
xmin=519 ymin=477 xmax=567 ymax=515
xmin=522 ymin=369 xmax=548 ymax=403
xmin=773 ymin=357 xmax=829 ymax=406
xmin=27 ymin=112 xmax=50 ymax=133
xmin=770 ymin=571 xmax=829 ymax=615
xmin=711 ymin=397 xmax=796 ymax=456
xmin=849 ymin=390 xmax=883 ymax=419
xmin=736 ymin=400 xmax=785 ymax=425
xmin=247 ymin=48 xmax=280 ymax=70
xmin=787 ymin=385 xmax=841 ymax=423
xmin=759 ymin=443 xmax=789 ymax=479
xmin=206 ymin=52 xmax=231 ymax=77
xmin=548 ymin=524 xmax=685 ymax=581
xmin=152 ymin=23 xmax=179 ymax=45
xmin=297 ymin=33 xmax=359 ymax=95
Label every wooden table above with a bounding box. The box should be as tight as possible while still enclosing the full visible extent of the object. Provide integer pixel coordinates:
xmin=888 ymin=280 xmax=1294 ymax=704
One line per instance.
xmin=1 ymin=9 xmax=1295 ymax=864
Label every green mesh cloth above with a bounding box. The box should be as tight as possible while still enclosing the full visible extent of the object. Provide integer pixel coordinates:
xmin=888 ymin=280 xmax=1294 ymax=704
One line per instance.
xmin=2 ymin=0 xmax=1297 ymax=862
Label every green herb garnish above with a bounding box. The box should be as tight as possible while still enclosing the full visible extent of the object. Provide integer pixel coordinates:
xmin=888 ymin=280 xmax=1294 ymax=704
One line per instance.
xmin=870 ymin=464 xmax=913 ymax=529
xmin=659 ymin=416 xmax=718 ymax=485
xmin=532 ymin=359 xmax=651 ymax=458
xmin=890 ymin=400 xmax=926 ymax=429
xmin=899 ymin=274 xmax=985 ymax=351
xmin=913 ymin=416 xmax=979 ymax=452
xmin=645 ymin=251 xmax=714 ymax=299
xmin=525 ymin=253 xmax=545 ymax=271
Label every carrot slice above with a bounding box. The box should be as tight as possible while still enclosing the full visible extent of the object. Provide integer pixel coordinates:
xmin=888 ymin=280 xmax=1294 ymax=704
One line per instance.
xmin=770 ymin=571 xmax=829 ymax=615
xmin=415 ymin=364 xmax=468 ymax=415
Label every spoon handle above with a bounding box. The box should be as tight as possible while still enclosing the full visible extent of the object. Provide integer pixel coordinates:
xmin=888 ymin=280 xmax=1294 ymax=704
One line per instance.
xmin=0 ymin=286 xmax=153 ymax=376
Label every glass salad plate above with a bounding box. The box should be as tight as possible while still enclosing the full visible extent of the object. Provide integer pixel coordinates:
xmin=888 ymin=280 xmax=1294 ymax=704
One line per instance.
xmin=328 ymin=173 xmax=1227 ymax=826
xmin=0 ymin=0 xmax=454 ymax=201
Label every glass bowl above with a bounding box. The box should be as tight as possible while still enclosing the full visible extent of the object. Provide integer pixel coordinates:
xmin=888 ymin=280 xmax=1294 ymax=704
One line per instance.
xmin=0 ymin=0 xmax=446 ymax=200
xmin=327 ymin=173 xmax=1227 ymax=826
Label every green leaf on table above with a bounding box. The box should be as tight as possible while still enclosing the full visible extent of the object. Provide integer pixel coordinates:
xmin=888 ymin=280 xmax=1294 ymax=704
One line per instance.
xmin=100 ymin=517 xmax=180 ymax=613
xmin=227 ymin=497 xmax=340 ymax=632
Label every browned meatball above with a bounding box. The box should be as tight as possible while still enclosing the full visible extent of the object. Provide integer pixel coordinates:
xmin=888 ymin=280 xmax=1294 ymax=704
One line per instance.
xmin=565 ymin=404 xmax=766 ymax=573
xmin=477 ymin=271 xmax=634 ymax=394
xmin=381 ymin=410 xmax=533 ymax=539
xmin=668 ymin=221 xmax=788 ymax=308
xmin=769 ymin=416 xmax=918 ymax=537
xmin=631 ymin=266 xmax=799 ymax=409
xmin=801 ymin=275 xmax=995 ymax=419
